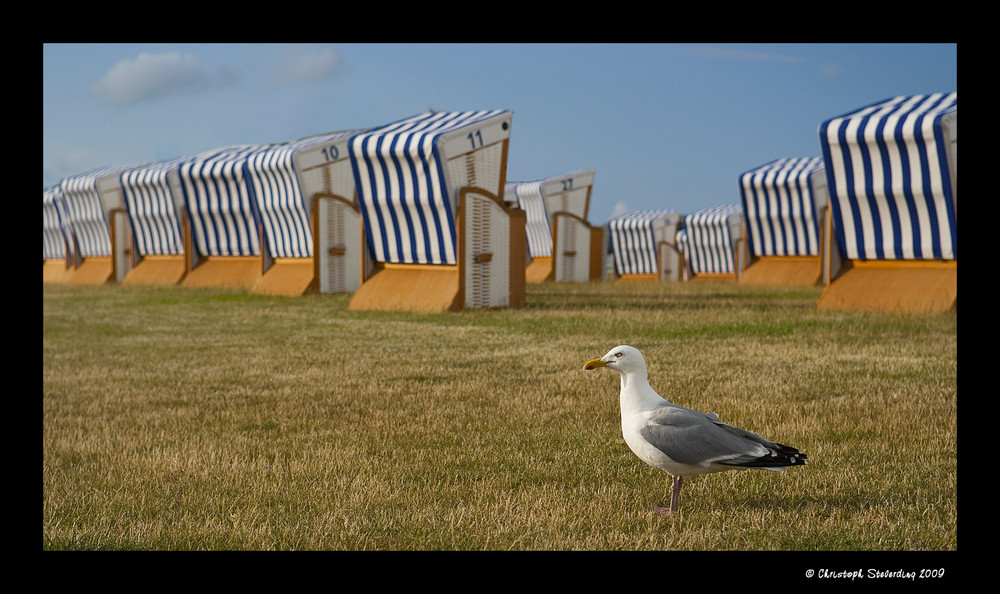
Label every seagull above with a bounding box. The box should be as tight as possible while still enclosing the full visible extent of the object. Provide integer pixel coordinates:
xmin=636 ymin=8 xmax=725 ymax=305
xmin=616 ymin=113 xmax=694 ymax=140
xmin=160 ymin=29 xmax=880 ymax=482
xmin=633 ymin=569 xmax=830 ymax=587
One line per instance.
xmin=584 ymin=345 xmax=807 ymax=515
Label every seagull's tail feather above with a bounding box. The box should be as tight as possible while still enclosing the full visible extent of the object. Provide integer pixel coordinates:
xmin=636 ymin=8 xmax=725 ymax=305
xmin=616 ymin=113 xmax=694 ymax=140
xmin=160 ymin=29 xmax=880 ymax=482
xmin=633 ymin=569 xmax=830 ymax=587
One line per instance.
xmin=709 ymin=420 xmax=808 ymax=470
xmin=720 ymin=442 xmax=808 ymax=470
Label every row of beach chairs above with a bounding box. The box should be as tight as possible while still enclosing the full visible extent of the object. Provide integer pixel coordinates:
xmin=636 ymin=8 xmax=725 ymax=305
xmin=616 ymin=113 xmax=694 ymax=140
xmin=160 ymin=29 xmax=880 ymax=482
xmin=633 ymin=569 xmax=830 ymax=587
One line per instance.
xmin=603 ymin=92 xmax=956 ymax=313
xmin=44 ymin=92 xmax=956 ymax=313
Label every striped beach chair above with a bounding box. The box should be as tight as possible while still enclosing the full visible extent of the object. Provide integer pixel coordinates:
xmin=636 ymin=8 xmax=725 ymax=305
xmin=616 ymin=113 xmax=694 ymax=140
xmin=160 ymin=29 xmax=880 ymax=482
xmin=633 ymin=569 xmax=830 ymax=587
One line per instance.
xmin=176 ymin=145 xmax=273 ymax=289
xmin=42 ymin=185 xmax=74 ymax=283
xmin=816 ymin=92 xmax=957 ymax=312
xmin=505 ymin=179 xmax=551 ymax=282
xmin=607 ymin=209 xmax=683 ymax=282
xmin=118 ymin=157 xmax=192 ymax=286
xmin=243 ymin=129 xmax=368 ymax=295
xmin=737 ymin=157 xmax=830 ymax=286
xmin=347 ymin=110 xmax=525 ymax=312
xmin=677 ymin=205 xmax=745 ymax=281
xmin=57 ymin=162 xmax=142 ymax=284
xmin=506 ymin=170 xmax=600 ymax=283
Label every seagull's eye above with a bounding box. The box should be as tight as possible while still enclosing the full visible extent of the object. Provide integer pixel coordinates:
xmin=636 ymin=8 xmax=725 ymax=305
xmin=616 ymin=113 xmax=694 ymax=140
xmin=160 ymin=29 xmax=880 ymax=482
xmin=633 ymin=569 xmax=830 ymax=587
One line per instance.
xmin=615 ymin=352 xmax=623 ymax=358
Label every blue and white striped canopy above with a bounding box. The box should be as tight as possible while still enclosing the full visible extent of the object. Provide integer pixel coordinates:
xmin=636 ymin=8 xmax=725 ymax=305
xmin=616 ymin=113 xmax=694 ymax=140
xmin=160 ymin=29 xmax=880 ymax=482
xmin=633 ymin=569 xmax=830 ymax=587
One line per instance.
xmin=58 ymin=163 xmax=140 ymax=258
xmin=818 ymin=92 xmax=957 ymax=261
xmin=244 ymin=131 xmax=358 ymax=260
xmin=506 ymin=180 xmax=551 ymax=258
xmin=177 ymin=145 xmax=270 ymax=258
xmin=43 ymin=185 xmax=70 ymax=260
xmin=739 ymin=157 xmax=824 ymax=258
xmin=350 ymin=110 xmax=511 ymax=265
xmin=678 ymin=205 xmax=743 ymax=275
xmin=120 ymin=158 xmax=188 ymax=258
xmin=608 ymin=209 xmax=680 ymax=275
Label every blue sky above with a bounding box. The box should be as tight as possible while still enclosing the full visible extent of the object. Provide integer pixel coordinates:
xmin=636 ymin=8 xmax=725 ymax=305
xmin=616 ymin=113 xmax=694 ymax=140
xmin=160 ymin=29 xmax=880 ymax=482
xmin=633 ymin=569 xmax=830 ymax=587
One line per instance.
xmin=42 ymin=43 xmax=957 ymax=223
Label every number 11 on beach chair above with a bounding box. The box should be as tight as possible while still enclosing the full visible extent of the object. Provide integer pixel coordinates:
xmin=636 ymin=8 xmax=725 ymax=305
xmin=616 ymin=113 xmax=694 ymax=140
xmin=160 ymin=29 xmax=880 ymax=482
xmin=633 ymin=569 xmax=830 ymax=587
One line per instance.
xmin=347 ymin=110 xmax=525 ymax=312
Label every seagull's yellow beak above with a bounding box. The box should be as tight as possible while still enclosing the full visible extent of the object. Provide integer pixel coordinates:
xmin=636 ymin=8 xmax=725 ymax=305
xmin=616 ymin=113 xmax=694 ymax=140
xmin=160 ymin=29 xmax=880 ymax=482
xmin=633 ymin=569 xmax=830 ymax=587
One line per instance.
xmin=584 ymin=357 xmax=606 ymax=370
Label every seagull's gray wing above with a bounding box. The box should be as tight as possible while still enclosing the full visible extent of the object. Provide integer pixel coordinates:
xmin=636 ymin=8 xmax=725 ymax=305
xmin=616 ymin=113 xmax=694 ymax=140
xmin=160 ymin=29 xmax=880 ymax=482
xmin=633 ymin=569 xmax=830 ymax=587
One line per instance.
xmin=639 ymin=405 xmax=782 ymax=467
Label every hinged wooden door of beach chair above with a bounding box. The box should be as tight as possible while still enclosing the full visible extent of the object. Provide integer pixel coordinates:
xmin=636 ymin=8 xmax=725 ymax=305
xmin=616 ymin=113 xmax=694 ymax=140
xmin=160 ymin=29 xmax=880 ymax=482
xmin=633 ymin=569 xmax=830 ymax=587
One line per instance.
xmin=118 ymin=157 xmax=192 ymax=286
xmin=547 ymin=170 xmax=601 ymax=283
xmin=242 ymin=130 xmax=365 ymax=296
xmin=738 ymin=157 xmax=830 ymax=286
xmin=552 ymin=211 xmax=603 ymax=283
xmin=508 ymin=170 xmax=598 ymax=283
xmin=290 ymin=130 xmax=372 ymax=295
xmin=43 ymin=185 xmax=74 ymax=283
xmin=57 ymin=163 xmax=141 ymax=285
xmin=347 ymin=110 xmax=525 ymax=312
xmin=176 ymin=146 xmax=271 ymax=290
xmin=607 ymin=209 xmax=682 ymax=283
xmin=678 ymin=205 xmax=746 ymax=282
xmin=816 ymin=92 xmax=957 ymax=313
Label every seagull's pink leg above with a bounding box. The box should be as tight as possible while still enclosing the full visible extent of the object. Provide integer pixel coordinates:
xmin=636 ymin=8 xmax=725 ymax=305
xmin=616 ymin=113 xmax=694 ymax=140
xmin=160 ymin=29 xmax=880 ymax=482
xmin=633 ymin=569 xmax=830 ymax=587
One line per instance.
xmin=670 ymin=475 xmax=683 ymax=513
xmin=654 ymin=475 xmax=683 ymax=515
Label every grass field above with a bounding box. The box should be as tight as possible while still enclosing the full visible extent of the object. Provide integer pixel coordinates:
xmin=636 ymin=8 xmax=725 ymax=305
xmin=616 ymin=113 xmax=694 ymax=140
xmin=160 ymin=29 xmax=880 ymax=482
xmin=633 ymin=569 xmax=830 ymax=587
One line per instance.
xmin=42 ymin=281 xmax=957 ymax=552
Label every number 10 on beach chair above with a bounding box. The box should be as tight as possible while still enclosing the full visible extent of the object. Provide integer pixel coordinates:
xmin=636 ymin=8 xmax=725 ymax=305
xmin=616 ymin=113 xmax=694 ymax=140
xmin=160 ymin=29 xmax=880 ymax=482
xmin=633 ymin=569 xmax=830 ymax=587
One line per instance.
xmin=243 ymin=130 xmax=366 ymax=296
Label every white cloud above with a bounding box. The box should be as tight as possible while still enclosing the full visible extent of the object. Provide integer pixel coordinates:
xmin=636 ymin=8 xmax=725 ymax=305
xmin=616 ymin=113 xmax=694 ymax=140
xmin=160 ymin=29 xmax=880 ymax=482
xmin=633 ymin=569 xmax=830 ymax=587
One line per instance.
xmin=820 ymin=63 xmax=846 ymax=79
xmin=43 ymin=145 xmax=94 ymax=186
xmin=269 ymin=46 xmax=341 ymax=85
xmin=91 ymin=52 xmax=213 ymax=108
xmin=609 ymin=201 xmax=632 ymax=220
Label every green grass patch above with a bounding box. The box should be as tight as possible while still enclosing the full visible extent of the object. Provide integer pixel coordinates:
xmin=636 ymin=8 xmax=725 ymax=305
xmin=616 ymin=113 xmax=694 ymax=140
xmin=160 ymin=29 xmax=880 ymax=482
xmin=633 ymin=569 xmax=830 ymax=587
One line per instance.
xmin=43 ymin=282 xmax=956 ymax=551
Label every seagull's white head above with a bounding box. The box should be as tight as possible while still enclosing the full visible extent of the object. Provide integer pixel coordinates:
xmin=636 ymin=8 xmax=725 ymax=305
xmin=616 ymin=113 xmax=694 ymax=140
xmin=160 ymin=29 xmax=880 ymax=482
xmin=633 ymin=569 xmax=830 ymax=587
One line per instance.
xmin=584 ymin=345 xmax=647 ymax=376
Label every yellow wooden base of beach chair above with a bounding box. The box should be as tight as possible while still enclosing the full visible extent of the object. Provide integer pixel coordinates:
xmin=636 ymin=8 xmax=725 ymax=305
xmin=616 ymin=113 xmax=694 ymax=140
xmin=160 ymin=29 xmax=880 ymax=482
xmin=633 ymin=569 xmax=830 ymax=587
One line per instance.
xmin=616 ymin=273 xmax=659 ymax=283
xmin=66 ymin=257 xmax=113 ymax=285
xmin=349 ymin=263 xmax=461 ymax=313
xmin=525 ymin=256 xmax=553 ymax=283
xmin=42 ymin=260 xmax=74 ymax=284
xmin=816 ymin=259 xmax=956 ymax=313
xmin=687 ymin=273 xmax=737 ymax=283
xmin=181 ymin=256 xmax=262 ymax=290
xmin=122 ymin=255 xmax=187 ymax=286
xmin=349 ymin=188 xmax=526 ymax=313
xmin=739 ymin=255 xmax=822 ymax=286
xmin=251 ymin=258 xmax=317 ymax=296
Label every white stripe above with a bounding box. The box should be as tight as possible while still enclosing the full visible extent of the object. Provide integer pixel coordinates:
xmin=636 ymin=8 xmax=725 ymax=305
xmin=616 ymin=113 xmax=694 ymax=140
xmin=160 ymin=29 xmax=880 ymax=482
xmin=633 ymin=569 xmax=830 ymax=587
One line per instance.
xmin=43 ymin=186 xmax=70 ymax=259
xmin=178 ymin=146 xmax=265 ymax=257
xmin=608 ymin=209 xmax=679 ymax=275
xmin=121 ymin=159 xmax=186 ymax=256
xmin=58 ymin=163 xmax=139 ymax=258
xmin=739 ymin=157 xmax=823 ymax=257
xmin=681 ymin=205 xmax=741 ymax=274
xmin=507 ymin=181 xmax=552 ymax=258
xmin=350 ymin=110 xmax=508 ymax=265
xmin=820 ymin=93 xmax=956 ymax=261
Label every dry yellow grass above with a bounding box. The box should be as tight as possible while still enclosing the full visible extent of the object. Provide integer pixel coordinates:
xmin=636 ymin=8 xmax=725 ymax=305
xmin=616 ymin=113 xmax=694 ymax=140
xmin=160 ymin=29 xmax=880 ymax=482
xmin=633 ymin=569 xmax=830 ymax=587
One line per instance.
xmin=43 ymin=281 xmax=957 ymax=555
